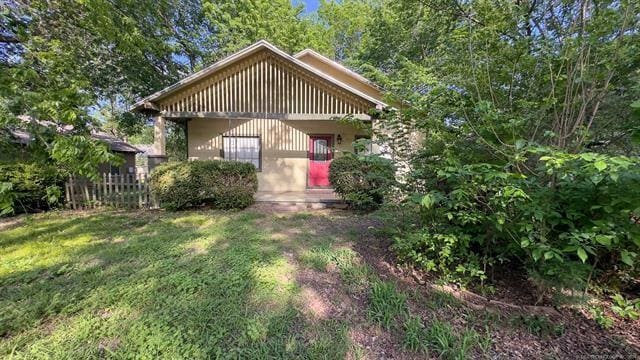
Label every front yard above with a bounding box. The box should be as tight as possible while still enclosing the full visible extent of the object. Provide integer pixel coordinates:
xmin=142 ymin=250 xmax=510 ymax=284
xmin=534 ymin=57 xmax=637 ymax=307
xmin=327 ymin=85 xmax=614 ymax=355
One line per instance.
xmin=1 ymin=208 xmax=637 ymax=359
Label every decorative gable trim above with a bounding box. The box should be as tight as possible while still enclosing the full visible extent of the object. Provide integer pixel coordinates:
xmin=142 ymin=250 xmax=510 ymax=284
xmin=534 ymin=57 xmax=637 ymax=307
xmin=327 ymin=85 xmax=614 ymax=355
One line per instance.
xmin=131 ymin=40 xmax=386 ymax=113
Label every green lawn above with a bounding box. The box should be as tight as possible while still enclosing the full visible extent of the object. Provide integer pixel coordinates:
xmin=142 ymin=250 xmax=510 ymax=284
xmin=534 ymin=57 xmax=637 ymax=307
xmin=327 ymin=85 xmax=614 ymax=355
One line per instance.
xmin=1 ymin=209 xmax=369 ymax=359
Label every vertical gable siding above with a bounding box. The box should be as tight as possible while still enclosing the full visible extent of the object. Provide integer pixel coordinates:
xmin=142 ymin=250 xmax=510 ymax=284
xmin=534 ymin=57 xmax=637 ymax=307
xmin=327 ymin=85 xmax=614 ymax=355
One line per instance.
xmin=157 ymin=50 xmax=374 ymax=115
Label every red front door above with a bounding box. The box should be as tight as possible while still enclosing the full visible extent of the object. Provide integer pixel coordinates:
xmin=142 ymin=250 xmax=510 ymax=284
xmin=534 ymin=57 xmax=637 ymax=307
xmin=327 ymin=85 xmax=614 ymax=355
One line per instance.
xmin=308 ymin=135 xmax=332 ymax=188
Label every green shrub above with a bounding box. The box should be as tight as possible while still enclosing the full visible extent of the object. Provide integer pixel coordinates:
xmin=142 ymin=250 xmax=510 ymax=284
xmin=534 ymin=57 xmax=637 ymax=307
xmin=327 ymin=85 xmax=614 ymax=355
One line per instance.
xmin=398 ymin=147 xmax=640 ymax=296
xmin=329 ymin=153 xmax=395 ymax=211
xmin=0 ymin=163 xmax=64 ymax=215
xmin=149 ymin=160 xmax=258 ymax=210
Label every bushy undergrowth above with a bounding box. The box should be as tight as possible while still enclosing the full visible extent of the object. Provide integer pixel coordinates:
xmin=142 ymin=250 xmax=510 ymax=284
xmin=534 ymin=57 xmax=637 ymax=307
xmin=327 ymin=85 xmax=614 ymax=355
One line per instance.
xmin=0 ymin=163 xmax=64 ymax=215
xmin=394 ymin=146 xmax=640 ymax=298
xmin=329 ymin=153 xmax=395 ymax=211
xmin=149 ymin=160 xmax=258 ymax=210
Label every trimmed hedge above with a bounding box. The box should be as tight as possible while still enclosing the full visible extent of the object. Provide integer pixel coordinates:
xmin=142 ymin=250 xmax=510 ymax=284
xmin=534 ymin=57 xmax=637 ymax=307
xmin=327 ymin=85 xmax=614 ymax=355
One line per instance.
xmin=149 ymin=160 xmax=258 ymax=210
xmin=0 ymin=163 xmax=65 ymax=214
xmin=329 ymin=153 xmax=395 ymax=211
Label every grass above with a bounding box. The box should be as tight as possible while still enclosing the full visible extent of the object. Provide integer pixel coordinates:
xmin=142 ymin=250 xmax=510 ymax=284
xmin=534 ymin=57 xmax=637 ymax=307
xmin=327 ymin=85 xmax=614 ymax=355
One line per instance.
xmin=0 ymin=210 xmax=357 ymax=359
xmin=1 ymin=208 xmax=576 ymax=359
xmin=367 ymin=280 xmax=408 ymax=330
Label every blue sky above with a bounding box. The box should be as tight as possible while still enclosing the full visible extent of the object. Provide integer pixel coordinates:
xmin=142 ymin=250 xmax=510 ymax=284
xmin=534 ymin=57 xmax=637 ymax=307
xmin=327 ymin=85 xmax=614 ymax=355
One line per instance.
xmin=293 ymin=0 xmax=321 ymax=14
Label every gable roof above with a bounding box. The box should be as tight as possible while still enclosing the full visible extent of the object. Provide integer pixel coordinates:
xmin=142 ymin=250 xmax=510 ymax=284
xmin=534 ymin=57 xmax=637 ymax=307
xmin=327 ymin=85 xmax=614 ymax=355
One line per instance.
xmin=293 ymin=49 xmax=380 ymax=90
xmin=131 ymin=40 xmax=386 ymax=112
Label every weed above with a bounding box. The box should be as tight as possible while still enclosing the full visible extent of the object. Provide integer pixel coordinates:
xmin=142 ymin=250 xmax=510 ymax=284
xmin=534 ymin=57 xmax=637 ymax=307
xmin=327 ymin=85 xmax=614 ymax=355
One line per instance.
xmin=367 ymin=280 xmax=408 ymax=329
xmin=402 ymin=315 xmax=427 ymax=352
xmin=425 ymin=319 xmax=457 ymax=357
xmin=424 ymin=320 xmax=479 ymax=360
xmin=511 ymin=314 xmax=564 ymax=338
xmin=290 ymin=212 xmax=314 ymax=221
xmin=589 ymin=306 xmax=614 ymax=329
xmin=477 ymin=326 xmax=493 ymax=357
xmin=300 ymin=246 xmax=372 ymax=291
xmin=426 ymin=289 xmax=462 ymax=310
xmin=300 ymin=245 xmax=333 ymax=271
xmin=611 ymin=294 xmax=640 ymax=320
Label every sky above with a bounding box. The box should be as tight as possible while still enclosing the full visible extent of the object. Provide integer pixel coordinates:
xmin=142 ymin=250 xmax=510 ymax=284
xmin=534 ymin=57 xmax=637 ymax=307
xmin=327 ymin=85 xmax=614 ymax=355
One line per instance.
xmin=293 ymin=0 xmax=321 ymax=14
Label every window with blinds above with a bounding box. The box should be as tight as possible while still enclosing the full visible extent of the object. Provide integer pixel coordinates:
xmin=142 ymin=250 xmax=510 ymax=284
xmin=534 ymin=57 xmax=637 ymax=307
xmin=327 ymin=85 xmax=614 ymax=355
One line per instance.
xmin=222 ymin=136 xmax=261 ymax=170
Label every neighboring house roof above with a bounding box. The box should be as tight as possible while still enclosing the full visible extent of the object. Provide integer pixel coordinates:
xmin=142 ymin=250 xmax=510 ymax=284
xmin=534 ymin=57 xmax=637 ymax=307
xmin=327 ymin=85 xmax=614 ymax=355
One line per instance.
xmin=131 ymin=40 xmax=386 ymax=112
xmin=91 ymin=132 xmax=141 ymax=153
xmin=7 ymin=121 xmax=140 ymax=153
xmin=131 ymin=144 xmax=154 ymax=155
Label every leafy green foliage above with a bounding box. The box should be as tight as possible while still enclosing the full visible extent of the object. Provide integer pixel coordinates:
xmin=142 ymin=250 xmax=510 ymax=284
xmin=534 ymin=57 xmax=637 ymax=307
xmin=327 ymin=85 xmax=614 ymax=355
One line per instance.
xmin=329 ymin=152 xmax=395 ymax=211
xmin=0 ymin=163 xmax=65 ymax=215
xmin=311 ymin=0 xmax=640 ymax=297
xmin=149 ymin=160 xmax=258 ymax=210
xmin=394 ymin=146 xmax=640 ymax=292
xmin=50 ymin=135 xmax=121 ymax=180
xmin=610 ymin=294 xmax=640 ymax=320
xmin=589 ymin=306 xmax=615 ymax=329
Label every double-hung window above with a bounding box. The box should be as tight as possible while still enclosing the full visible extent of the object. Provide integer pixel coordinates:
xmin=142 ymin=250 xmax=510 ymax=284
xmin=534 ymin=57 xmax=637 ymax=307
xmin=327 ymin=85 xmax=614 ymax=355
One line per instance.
xmin=222 ymin=136 xmax=261 ymax=170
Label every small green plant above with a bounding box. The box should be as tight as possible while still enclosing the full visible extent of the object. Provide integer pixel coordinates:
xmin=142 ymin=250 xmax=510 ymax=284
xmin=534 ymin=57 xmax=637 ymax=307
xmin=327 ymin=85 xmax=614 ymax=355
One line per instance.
xmin=402 ymin=315 xmax=427 ymax=352
xmin=610 ymin=294 xmax=640 ymax=320
xmin=367 ymin=280 xmax=407 ymax=329
xmin=477 ymin=326 xmax=493 ymax=357
xmin=456 ymin=329 xmax=479 ymax=359
xmin=425 ymin=320 xmax=457 ymax=357
xmin=589 ymin=306 xmax=614 ymax=329
xmin=511 ymin=314 xmax=564 ymax=338
xmin=424 ymin=320 xmax=479 ymax=359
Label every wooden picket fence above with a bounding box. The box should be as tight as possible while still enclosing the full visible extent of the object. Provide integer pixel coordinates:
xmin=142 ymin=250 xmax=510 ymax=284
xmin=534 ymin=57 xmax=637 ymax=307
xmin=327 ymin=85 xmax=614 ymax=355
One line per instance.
xmin=65 ymin=173 xmax=157 ymax=210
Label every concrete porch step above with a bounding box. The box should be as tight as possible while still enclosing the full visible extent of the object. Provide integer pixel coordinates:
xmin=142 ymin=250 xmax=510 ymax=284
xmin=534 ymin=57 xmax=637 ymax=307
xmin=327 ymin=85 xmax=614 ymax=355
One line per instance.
xmin=254 ymin=190 xmax=347 ymax=210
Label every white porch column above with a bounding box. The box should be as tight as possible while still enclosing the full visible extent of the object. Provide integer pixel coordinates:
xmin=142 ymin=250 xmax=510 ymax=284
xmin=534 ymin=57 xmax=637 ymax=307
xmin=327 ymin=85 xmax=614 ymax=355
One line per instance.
xmin=370 ymin=118 xmax=382 ymax=155
xmin=152 ymin=113 xmax=166 ymax=156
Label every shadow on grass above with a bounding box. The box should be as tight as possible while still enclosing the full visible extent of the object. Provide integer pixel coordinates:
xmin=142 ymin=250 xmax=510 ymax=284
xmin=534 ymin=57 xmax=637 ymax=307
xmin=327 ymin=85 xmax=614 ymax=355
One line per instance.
xmin=0 ymin=210 xmax=353 ymax=359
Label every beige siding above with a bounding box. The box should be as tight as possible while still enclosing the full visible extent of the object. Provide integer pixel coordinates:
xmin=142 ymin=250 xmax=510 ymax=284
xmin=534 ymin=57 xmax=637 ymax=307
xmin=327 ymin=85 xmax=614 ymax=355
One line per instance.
xmin=188 ymin=118 xmax=366 ymax=192
xmin=157 ymin=50 xmax=374 ymax=116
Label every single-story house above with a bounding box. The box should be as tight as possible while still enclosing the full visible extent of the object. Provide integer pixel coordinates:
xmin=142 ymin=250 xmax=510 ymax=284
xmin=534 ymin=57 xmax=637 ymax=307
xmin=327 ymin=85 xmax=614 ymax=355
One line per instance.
xmin=131 ymin=40 xmax=386 ymax=192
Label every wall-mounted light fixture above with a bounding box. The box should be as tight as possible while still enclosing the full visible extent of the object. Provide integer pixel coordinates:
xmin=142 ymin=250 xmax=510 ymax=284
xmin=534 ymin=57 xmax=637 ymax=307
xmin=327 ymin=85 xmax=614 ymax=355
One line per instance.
xmin=336 ymin=134 xmax=342 ymax=145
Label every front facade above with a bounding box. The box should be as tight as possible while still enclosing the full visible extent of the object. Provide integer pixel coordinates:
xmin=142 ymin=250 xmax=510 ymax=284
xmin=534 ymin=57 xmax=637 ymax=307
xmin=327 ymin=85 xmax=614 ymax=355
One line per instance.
xmin=132 ymin=41 xmax=386 ymax=192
